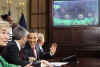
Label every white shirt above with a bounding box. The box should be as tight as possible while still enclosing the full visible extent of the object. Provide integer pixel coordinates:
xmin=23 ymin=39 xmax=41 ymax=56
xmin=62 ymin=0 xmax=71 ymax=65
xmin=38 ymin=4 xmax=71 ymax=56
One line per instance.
xmin=39 ymin=46 xmax=44 ymax=52
xmin=8 ymin=27 xmax=12 ymax=41
xmin=15 ymin=40 xmax=21 ymax=51
xmin=33 ymin=46 xmax=37 ymax=59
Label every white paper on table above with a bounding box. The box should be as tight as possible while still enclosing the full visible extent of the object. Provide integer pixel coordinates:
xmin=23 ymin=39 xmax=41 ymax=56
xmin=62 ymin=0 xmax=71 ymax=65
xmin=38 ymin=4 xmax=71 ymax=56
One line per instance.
xmin=49 ymin=62 xmax=69 ymax=66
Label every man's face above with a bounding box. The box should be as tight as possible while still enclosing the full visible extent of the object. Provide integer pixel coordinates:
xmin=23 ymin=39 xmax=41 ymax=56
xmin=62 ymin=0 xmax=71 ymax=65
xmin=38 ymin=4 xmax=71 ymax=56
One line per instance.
xmin=28 ymin=33 xmax=38 ymax=46
xmin=0 ymin=28 xmax=9 ymax=46
xmin=39 ymin=39 xmax=45 ymax=46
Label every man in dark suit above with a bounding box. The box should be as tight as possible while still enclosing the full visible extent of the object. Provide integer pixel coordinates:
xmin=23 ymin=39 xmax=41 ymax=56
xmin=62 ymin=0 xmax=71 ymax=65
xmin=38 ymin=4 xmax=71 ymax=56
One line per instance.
xmin=22 ymin=32 xmax=54 ymax=67
xmin=2 ymin=25 xmax=32 ymax=67
xmin=22 ymin=32 xmax=38 ymax=61
xmin=36 ymin=33 xmax=57 ymax=60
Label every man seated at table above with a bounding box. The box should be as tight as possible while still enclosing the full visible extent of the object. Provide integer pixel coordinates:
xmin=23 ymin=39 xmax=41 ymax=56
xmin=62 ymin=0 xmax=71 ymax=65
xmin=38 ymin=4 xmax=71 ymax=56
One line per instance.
xmin=36 ymin=33 xmax=57 ymax=60
xmin=22 ymin=31 xmax=56 ymax=67
xmin=22 ymin=31 xmax=38 ymax=62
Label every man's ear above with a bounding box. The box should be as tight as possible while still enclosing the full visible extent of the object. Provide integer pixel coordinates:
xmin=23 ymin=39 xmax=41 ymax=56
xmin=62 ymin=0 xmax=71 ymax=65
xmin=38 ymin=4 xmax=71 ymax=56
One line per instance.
xmin=21 ymin=37 xmax=26 ymax=43
xmin=22 ymin=37 xmax=26 ymax=41
xmin=21 ymin=37 xmax=27 ymax=44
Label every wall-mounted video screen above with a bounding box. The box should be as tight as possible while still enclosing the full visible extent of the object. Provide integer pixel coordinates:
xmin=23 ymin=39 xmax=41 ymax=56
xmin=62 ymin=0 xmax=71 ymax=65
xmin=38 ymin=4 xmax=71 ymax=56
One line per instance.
xmin=53 ymin=0 xmax=99 ymax=27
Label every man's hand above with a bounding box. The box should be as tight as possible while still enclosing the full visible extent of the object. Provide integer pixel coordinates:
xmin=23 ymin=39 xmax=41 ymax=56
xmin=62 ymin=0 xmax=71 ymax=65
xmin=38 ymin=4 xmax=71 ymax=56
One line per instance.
xmin=41 ymin=60 xmax=53 ymax=67
xmin=50 ymin=43 xmax=57 ymax=55
xmin=24 ymin=63 xmax=33 ymax=67
xmin=29 ymin=57 xmax=36 ymax=63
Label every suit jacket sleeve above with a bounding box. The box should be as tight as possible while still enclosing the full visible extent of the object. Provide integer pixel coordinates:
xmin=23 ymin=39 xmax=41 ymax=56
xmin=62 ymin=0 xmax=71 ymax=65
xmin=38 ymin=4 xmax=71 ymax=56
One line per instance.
xmin=41 ymin=51 xmax=53 ymax=60
xmin=22 ymin=48 xmax=30 ymax=61
xmin=36 ymin=44 xmax=54 ymax=60
xmin=3 ymin=42 xmax=29 ymax=67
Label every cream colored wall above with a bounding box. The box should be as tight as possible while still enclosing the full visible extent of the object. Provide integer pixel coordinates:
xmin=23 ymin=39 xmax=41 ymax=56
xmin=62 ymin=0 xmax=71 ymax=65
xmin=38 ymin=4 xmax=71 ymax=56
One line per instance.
xmin=0 ymin=0 xmax=29 ymax=28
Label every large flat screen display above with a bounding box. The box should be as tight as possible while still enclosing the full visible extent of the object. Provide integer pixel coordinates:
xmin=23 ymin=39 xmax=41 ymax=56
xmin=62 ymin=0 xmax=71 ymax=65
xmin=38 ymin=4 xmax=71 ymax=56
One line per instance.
xmin=53 ymin=0 xmax=99 ymax=27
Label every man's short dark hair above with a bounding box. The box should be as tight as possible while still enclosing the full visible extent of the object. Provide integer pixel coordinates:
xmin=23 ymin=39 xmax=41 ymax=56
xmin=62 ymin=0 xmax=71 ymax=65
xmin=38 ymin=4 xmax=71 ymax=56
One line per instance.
xmin=1 ymin=14 xmax=9 ymax=21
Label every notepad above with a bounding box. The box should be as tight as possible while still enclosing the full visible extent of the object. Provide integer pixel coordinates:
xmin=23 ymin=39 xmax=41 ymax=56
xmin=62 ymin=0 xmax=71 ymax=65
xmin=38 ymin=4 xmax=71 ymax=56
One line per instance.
xmin=50 ymin=62 xmax=69 ymax=66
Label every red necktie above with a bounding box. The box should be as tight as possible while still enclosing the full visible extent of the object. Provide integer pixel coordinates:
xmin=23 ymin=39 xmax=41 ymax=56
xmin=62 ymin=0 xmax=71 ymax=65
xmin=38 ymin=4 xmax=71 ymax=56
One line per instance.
xmin=19 ymin=50 xmax=24 ymax=60
xmin=32 ymin=48 xmax=37 ymax=59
